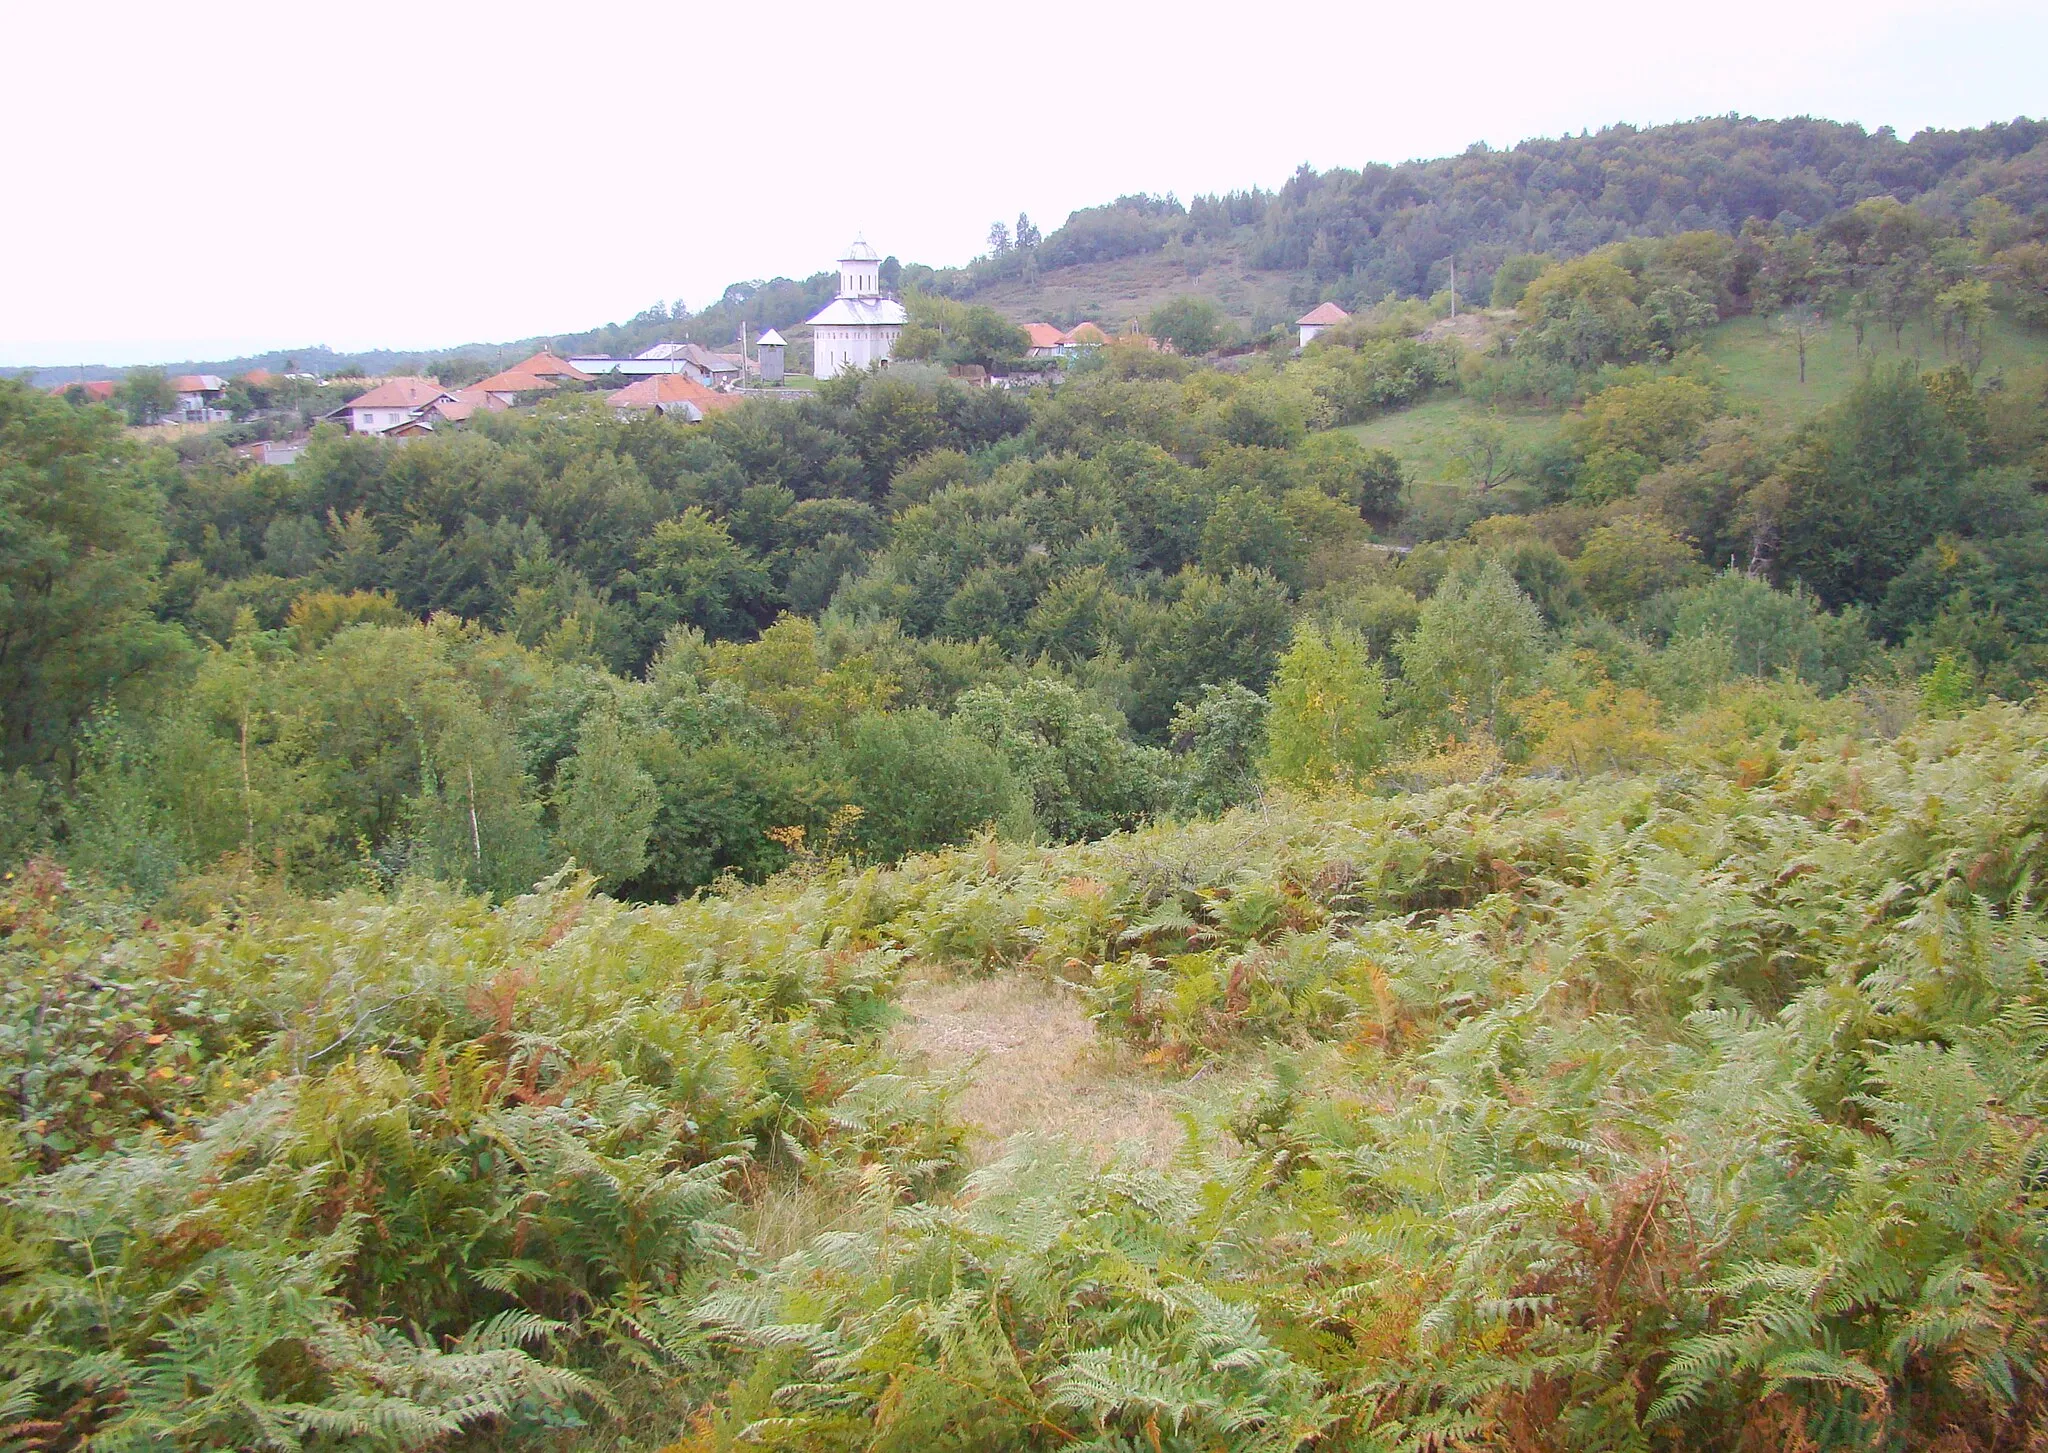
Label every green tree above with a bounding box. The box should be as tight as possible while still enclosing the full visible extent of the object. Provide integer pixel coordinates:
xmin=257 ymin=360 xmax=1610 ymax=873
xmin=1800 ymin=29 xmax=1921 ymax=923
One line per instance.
xmin=117 ymin=367 xmax=175 ymax=425
xmin=1169 ymin=683 xmax=1268 ymax=817
xmin=1774 ymin=364 xmax=1967 ymax=607
xmin=1396 ymin=562 xmax=1547 ymax=734
xmin=1568 ymin=376 xmax=1718 ymax=502
xmin=1146 ymin=296 xmax=1225 ymax=356
xmin=839 ymin=708 xmax=1026 ymax=859
xmin=955 ymin=679 xmax=1167 ymax=841
xmin=1772 ymin=306 xmax=1828 ymax=385
xmin=1490 ymin=253 xmax=1552 ymax=308
xmin=892 ymin=292 xmax=1028 ymax=371
xmin=1200 ymin=488 xmax=1307 ymax=589
xmin=1518 ymin=254 xmax=1647 ymax=368
xmin=1129 ymin=568 xmax=1294 ymax=739
xmin=0 ymin=381 xmax=187 ymax=775
xmin=1572 ymin=516 xmax=1706 ymax=616
xmin=1295 ymin=433 xmax=1404 ymax=528
xmin=625 ymin=508 xmax=774 ymax=649
xmin=1451 ymin=417 xmax=1519 ymax=491
xmin=1646 ymin=569 xmax=1866 ymax=690
xmin=552 ymin=704 xmax=658 ymax=892
xmin=1263 ymin=624 xmax=1390 ymax=788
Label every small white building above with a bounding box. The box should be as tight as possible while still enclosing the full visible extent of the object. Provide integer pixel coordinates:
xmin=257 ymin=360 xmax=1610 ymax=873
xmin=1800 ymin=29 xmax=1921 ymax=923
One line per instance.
xmin=756 ymin=328 xmax=787 ymax=383
xmin=1297 ymin=301 xmax=1350 ymax=348
xmin=804 ymin=237 xmax=907 ymax=380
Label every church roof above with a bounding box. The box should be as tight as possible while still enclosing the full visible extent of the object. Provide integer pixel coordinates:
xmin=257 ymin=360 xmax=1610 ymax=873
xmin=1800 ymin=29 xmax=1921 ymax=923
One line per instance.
xmin=805 ymin=296 xmax=908 ymax=327
xmin=1298 ymin=301 xmax=1350 ymax=326
xmin=839 ymin=236 xmax=879 ymax=262
xmin=756 ymin=329 xmax=787 ymax=347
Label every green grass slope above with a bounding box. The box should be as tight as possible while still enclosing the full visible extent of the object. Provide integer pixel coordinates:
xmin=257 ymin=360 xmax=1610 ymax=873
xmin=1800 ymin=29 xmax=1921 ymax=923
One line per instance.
xmin=1702 ymin=309 xmax=2048 ymax=422
xmin=1338 ymin=310 xmax=2048 ymax=496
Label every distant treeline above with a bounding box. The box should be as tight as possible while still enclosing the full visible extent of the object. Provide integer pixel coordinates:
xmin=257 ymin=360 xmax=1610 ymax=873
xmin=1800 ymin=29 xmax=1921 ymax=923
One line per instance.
xmin=934 ymin=115 xmax=2048 ymax=307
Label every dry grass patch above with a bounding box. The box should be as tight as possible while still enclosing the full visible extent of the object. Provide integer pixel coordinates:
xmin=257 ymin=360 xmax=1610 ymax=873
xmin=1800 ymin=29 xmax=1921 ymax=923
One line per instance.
xmin=893 ymin=974 xmax=1185 ymax=1166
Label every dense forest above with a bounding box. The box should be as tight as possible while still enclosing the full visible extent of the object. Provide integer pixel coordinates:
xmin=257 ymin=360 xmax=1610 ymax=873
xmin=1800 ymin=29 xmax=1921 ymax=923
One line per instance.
xmin=3 ymin=114 xmax=2048 ymax=1450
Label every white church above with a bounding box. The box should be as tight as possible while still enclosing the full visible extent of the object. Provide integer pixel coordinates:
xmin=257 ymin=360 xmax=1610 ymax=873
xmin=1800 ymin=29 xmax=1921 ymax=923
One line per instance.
xmin=805 ymin=237 xmax=907 ymax=379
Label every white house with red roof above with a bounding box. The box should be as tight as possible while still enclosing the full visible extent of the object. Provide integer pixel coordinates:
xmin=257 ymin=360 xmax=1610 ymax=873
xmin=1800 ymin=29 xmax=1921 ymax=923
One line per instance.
xmin=1297 ymin=301 xmax=1350 ymax=348
xmin=1020 ymin=323 xmax=1069 ymax=358
xmin=169 ymin=374 xmax=229 ymax=422
xmin=333 ymin=377 xmax=457 ymax=435
xmin=805 ymin=238 xmax=906 ymax=379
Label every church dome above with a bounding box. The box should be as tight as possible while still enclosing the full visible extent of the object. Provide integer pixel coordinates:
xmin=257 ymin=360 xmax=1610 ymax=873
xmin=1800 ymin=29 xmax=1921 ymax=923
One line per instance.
xmin=840 ymin=236 xmax=879 ymax=262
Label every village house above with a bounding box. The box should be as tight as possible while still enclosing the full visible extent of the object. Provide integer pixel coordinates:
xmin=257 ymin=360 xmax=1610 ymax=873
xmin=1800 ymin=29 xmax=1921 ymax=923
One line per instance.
xmin=333 ymin=376 xmax=457 ymax=435
xmin=420 ymin=388 xmax=508 ymax=425
xmin=513 ymin=351 xmax=592 ymax=383
xmin=471 ymin=367 xmax=558 ymax=408
xmin=169 ymin=374 xmax=230 ymax=422
xmin=468 ymin=350 xmax=596 ymax=408
xmin=46 ymin=379 xmax=119 ymax=404
xmin=1297 ymin=301 xmax=1349 ymax=347
xmin=568 ymin=342 xmax=744 ymax=385
xmin=626 ymin=343 xmax=743 ymax=389
xmin=805 ymin=238 xmax=906 ymax=379
xmin=604 ymin=373 xmax=742 ymax=422
xmin=1021 ymin=323 xmax=1070 ymax=358
xmin=232 ymin=438 xmax=307 ymax=466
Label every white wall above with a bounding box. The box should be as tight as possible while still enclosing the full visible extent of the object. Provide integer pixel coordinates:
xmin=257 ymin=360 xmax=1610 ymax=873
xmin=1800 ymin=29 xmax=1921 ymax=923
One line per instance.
xmin=813 ymin=325 xmax=903 ymax=379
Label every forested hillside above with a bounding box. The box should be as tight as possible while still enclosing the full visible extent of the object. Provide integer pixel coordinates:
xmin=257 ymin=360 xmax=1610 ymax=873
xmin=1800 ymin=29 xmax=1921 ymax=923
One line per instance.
xmin=933 ymin=114 xmax=2048 ymax=327
xmin=4 ymin=113 xmax=2048 ymax=1450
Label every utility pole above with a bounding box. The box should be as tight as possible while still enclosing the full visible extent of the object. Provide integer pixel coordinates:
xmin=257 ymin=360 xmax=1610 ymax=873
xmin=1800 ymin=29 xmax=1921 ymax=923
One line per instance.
xmin=1449 ymin=258 xmax=1458 ymax=320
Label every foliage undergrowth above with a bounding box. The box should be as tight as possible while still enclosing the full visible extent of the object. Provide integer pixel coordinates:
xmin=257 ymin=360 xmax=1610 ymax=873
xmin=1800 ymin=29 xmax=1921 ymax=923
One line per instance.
xmin=5 ymin=694 xmax=2048 ymax=1449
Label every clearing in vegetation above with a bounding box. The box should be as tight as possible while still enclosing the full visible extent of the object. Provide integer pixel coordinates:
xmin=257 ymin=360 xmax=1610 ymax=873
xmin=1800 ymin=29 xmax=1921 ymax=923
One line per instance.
xmin=892 ymin=972 xmax=1183 ymax=1165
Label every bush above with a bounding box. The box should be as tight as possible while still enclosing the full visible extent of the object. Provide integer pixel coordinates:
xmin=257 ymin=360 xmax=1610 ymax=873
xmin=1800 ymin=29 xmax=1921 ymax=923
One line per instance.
xmin=838 ymin=708 xmax=1028 ymax=858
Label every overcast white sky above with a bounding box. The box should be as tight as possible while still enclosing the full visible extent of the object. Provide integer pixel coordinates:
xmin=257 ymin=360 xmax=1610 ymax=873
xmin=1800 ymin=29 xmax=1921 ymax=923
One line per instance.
xmin=3 ymin=0 xmax=2042 ymax=369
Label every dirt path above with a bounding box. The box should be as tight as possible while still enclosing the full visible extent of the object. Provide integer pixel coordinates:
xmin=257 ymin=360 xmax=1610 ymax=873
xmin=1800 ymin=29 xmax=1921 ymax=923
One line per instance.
xmin=893 ymin=974 xmax=1183 ymax=1166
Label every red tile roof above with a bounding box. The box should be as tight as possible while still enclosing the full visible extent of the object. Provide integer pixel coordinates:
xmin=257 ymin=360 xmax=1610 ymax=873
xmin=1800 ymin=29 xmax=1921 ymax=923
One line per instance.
xmin=1297 ymin=301 xmax=1350 ymax=326
xmin=472 ymin=368 xmax=558 ymax=395
xmin=344 ymin=376 xmax=455 ymax=410
xmin=1021 ymin=323 xmax=1069 ymax=349
xmin=240 ymin=369 xmax=277 ymax=386
xmin=1064 ymin=322 xmax=1109 ymax=345
xmin=511 ymin=351 xmax=593 ymax=381
xmin=606 ymin=374 xmax=741 ymax=414
xmin=423 ymin=388 xmax=511 ymax=424
xmin=48 ymin=379 xmax=118 ymax=402
xmin=169 ymin=374 xmax=227 ymax=393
